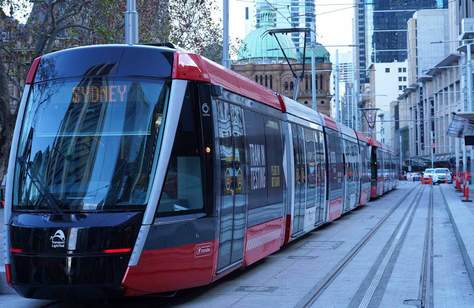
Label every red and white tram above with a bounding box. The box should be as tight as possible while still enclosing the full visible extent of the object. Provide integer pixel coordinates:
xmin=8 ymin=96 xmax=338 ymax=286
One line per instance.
xmin=4 ymin=45 xmax=398 ymax=299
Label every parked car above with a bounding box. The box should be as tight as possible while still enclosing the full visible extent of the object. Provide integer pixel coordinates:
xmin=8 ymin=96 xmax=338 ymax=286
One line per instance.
xmin=434 ymin=168 xmax=452 ymax=183
xmin=423 ymin=168 xmax=438 ymax=183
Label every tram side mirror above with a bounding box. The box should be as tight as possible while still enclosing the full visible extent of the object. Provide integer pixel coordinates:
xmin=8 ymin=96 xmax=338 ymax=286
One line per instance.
xmin=210 ymin=85 xmax=223 ymax=98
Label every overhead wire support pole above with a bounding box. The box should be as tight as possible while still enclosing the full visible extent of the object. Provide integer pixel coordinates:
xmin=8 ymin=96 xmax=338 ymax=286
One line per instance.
xmin=222 ymin=0 xmax=230 ymax=68
xmin=311 ymin=20 xmax=317 ymax=111
xmin=125 ymin=0 xmax=139 ymax=45
xmin=335 ymin=49 xmax=340 ymax=122
xmin=267 ymin=28 xmax=311 ymax=101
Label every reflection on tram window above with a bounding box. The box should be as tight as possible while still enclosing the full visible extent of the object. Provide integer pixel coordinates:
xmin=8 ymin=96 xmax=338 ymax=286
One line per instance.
xmin=13 ymin=78 xmax=170 ymax=211
xmin=157 ymin=86 xmax=204 ymax=215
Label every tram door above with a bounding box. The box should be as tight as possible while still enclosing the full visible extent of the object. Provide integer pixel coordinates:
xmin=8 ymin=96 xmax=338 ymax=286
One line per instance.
xmin=216 ymin=101 xmax=247 ymax=271
xmin=315 ymin=131 xmax=326 ymax=224
xmin=291 ymin=124 xmax=306 ymax=236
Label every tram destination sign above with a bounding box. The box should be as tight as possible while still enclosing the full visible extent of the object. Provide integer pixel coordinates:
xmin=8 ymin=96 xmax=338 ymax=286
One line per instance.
xmin=72 ymin=85 xmax=128 ymax=104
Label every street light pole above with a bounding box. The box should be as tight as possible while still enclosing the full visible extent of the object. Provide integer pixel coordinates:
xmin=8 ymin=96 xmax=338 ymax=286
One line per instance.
xmin=125 ymin=0 xmax=139 ymax=45
xmin=222 ymin=0 xmax=230 ymax=68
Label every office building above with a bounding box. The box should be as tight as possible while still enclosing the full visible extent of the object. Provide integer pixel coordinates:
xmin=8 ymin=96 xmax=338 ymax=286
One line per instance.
xmin=354 ymin=0 xmax=448 ymax=85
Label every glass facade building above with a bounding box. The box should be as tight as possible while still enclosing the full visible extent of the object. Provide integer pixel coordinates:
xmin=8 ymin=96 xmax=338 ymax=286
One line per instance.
xmin=355 ymin=0 xmax=448 ymax=83
xmin=256 ymin=0 xmax=315 ymax=54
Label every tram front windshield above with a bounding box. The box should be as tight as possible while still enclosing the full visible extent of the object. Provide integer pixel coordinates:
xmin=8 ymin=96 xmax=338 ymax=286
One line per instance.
xmin=13 ymin=77 xmax=170 ymax=212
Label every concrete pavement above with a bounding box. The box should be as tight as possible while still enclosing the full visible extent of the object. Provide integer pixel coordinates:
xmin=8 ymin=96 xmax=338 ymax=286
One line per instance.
xmin=1 ymin=182 xmax=474 ymax=307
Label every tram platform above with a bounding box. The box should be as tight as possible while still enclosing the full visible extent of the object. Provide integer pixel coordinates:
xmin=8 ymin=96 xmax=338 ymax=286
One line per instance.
xmin=2 ymin=181 xmax=474 ymax=307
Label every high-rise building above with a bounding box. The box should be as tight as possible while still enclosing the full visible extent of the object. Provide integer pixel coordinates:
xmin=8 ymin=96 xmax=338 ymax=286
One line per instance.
xmin=354 ymin=1 xmax=368 ymax=83
xmin=254 ymin=0 xmax=315 ymax=55
xmin=354 ymin=0 xmax=448 ymax=85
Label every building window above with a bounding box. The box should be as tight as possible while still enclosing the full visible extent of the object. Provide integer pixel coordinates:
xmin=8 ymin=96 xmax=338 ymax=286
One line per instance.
xmin=305 ymin=75 xmax=309 ymax=90
xmin=398 ymin=68 xmax=402 ymax=73
xmin=319 ymin=76 xmax=323 ymax=90
xmin=403 ymin=67 xmax=407 ymax=72
xmin=399 ymin=85 xmax=403 ymax=91
xmin=398 ymin=77 xmax=403 ymax=82
xmin=290 ymin=81 xmax=294 ymax=90
xmin=245 ymin=7 xmax=249 ymax=20
xmin=259 ymin=75 xmax=263 ymax=85
xmin=270 ymin=75 xmax=273 ymax=89
xmin=284 ymin=81 xmax=289 ymax=91
xmin=403 ymin=76 xmax=407 ymax=81
xmin=265 ymin=75 xmax=268 ymax=87
xmin=255 ymin=75 xmax=258 ymax=83
xmin=385 ymin=68 xmax=390 ymax=73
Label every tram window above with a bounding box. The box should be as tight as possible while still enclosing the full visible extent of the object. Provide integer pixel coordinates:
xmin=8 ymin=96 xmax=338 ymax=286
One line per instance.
xmin=245 ymin=110 xmax=267 ymax=208
xmin=157 ymin=86 xmax=204 ymax=215
xmin=265 ymin=118 xmax=283 ymax=205
xmin=326 ymin=129 xmax=343 ymax=193
xmin=304 ymin=127 xmax=317 ymax=208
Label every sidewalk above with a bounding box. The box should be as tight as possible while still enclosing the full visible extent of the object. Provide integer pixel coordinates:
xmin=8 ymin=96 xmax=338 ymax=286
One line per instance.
xmin=439 ymin=184 xmax=474 ymax=287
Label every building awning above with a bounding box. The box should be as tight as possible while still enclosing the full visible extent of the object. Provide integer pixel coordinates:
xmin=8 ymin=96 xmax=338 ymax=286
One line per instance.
xmin=448 ymin=112 xmax=474 ymax=140
xmin=426 ymin=54 xmax=460 ymax=76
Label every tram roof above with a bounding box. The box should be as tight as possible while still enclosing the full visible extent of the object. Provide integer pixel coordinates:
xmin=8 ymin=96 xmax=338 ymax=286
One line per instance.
xmin=355 ymin=131 xmax=370 ymax=144
xmin=172 ymin=51 xmax=283 ymax=111
xmin=338 ymin=123 xmax=357 ymax=140
xmin=279 ymin=96 xmax=324 ymax=126
xmin=322 ymin=115 xmax=339 ymax=131
xmin=26 ymin=44 xmax=284 ymax=111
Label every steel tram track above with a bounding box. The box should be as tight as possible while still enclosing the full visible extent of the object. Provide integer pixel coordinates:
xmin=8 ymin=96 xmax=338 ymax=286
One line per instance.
xmin=295 ymin=184 xmax=422 ymax=308
xmin=418 ymin=185 xmax=434 ymax=308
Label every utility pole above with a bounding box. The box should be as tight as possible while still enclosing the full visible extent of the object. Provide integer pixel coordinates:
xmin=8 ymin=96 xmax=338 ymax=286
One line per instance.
xmin=222 ymin=0 xmax=230 ymax=68
xmin=399 ymin=133 xmax=403 ymax=173
xmin=311 ymin=20 xmax=317 ymax=111
xmin=467 ymin=42 xmax=473 ymax=187
xmin=335 ymin=49 xmax=340 ymax=122
xmin=431 ymin=131 xmax=434 ymax=169
xmin=354 ymin=71 xmax=359 ymax=131
xmin=125 ymin=0 xmax=139 ymax=45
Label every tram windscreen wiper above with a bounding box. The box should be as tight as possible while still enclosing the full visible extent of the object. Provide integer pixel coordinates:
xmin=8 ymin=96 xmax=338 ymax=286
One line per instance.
xmin=17 ymin=156 xmax=65 ymax=215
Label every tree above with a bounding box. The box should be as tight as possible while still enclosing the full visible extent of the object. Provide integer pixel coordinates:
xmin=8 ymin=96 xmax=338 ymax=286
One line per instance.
xmin=0 ymin=0 xmax=92 ymax=179
xmin=0 ymin=54 xmax=13 ymax=179
xmin=86 ymin=0 xmax=170 ymax=44
xmin=168 ymin=0 xmax=222 ymax=62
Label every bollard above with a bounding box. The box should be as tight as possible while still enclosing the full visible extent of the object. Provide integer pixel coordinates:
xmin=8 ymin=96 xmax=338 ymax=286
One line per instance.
xmin=462 ymin=183 xmax=472 ymax=202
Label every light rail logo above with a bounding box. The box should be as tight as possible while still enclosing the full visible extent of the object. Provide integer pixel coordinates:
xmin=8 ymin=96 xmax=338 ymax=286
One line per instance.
xmin=50 ymin=230 xmax=66 ymax=248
